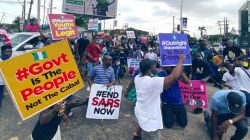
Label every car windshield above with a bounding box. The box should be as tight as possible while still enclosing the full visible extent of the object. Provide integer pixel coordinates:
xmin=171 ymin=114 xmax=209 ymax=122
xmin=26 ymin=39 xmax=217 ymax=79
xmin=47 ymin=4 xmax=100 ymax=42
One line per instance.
xmin=10 ymin=34 xmax=33 ymax=48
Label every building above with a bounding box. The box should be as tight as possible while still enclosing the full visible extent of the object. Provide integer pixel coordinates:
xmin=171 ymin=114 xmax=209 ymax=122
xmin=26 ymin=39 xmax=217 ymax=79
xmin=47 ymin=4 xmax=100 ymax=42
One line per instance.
xmin=239 ymin=1 xmax=250 ymax=37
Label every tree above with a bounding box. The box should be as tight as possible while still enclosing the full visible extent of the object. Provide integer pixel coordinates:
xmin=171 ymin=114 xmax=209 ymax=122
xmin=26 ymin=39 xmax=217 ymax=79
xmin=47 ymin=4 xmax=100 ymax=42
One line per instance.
xmin=75 ymin=16 xmax=90 ymax=29
xmin=10 ymin=16 xmax=21 ymax=32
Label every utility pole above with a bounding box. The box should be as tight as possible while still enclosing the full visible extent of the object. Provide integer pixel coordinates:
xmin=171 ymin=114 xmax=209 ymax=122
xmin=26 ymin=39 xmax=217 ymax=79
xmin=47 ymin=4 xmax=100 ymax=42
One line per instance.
xmin=27 ymin=0 xmax=34 ymax=22
xmin=173 ymin=16 xmax=175 ymax=33
xmin=37 ymin=0 xmax=41 ymax=24
xmin=23 ymin=0 xmax=26 ymax=31
xmin=218 ymin=17 xmax=229 ymax=38
xmin=180 ymin=0 xmax=184 ymax=33
xmin=49 ymin=0 xmax=53 ymax=14
xmin=42 ymin=0 xmax=46 ymax=24
xmin=0 ymin=12 xmax=7 ymax=23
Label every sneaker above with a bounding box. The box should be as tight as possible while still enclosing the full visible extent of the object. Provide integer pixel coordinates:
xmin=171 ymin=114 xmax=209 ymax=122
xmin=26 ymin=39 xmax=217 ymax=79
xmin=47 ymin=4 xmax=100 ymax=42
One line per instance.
xmin=86 ymin=86 xmax=90 ymax=91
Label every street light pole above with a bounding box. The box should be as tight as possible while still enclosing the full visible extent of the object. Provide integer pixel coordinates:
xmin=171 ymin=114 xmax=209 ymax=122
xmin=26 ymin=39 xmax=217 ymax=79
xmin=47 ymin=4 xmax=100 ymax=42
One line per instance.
xmin=180 ymin=0 xmax=183 ymax=33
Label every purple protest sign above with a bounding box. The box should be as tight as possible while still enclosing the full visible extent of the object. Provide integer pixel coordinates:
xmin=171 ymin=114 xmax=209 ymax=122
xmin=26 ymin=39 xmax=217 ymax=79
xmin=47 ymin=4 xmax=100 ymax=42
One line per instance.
xmin=159 ymin=33 xmax=192 ymax=66
xmin=179 ymin=80 xmax=208 ymax=109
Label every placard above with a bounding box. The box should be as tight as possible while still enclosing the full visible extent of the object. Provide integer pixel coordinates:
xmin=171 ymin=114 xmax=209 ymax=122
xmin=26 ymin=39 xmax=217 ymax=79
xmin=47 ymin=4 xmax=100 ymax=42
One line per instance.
xmin=86 ymin=84 xmax=122 ymax=119
xmin=0 ymin=40 xmax=84 ymax=120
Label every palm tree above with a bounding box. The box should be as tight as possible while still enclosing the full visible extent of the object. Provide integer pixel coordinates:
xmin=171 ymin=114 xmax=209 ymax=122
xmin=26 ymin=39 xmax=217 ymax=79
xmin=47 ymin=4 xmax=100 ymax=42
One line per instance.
xmin=198 ymin=26 xmax=206 ymax=38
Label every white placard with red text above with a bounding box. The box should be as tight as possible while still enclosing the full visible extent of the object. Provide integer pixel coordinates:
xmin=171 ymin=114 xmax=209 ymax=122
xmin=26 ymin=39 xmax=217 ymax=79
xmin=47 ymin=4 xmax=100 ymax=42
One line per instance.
xmin=86 ymin=84 xmax=122 ymax=119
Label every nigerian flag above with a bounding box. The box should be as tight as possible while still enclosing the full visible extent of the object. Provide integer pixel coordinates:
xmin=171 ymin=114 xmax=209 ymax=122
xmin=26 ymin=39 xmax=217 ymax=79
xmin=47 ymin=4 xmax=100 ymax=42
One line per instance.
xmin=32 ymin=51 xmax=48 ymax=61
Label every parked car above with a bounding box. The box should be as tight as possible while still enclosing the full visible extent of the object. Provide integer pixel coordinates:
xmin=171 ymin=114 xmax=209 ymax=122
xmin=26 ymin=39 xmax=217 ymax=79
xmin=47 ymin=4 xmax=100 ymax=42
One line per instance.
xmin=10 ymin=32 xmax=45 ymax=58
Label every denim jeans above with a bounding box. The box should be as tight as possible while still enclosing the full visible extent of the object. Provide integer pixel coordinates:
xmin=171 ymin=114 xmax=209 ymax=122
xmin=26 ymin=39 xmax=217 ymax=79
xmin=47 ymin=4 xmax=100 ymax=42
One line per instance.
xmin=0 ymin=85 xmax=4 ymax=108
xmin=205 ymin=113 xmax=248 ymax=140
xmin=162 ymin=103 xmax=187 ymax=128
xmin=240 ymin=90 xmax=250 ymax=117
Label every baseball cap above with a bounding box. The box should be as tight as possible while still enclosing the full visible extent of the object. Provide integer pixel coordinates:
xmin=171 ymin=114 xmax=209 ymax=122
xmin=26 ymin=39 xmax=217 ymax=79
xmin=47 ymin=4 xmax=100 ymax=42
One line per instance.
xmin=227 ymin=92 xmax=243 ymax=114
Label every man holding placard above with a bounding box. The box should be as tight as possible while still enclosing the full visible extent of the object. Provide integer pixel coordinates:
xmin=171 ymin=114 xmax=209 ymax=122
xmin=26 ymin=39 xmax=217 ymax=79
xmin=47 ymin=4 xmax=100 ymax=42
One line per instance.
xmin=134 ymin=55 xmax=185 ymax=140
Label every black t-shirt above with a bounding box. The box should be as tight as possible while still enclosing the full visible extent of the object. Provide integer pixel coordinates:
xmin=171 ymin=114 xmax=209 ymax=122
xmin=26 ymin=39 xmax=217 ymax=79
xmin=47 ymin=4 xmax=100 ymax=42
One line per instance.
xmin=192 ymin=59 xmax=211 ymax=80
xmin=77 ymin=38 xmax=89 ymax=55
xmin=223 ymin=46 xmax=242 ymax=63
xmin=32 ymin=112 xmax=63 ymax=140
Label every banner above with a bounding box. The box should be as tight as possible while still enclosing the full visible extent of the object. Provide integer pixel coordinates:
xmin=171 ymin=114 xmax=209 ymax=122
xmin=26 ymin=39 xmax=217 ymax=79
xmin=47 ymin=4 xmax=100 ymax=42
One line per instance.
xmin=62 ymin=0 xmax=118 ymax=18
xmin=86 ymin=84 xmax=122 ymax=119
xmin=179 ymin=80 xmax=208 ymax=109
xmin=0 ymin=40 xmax=84 ymax=120
xmin=127 ymin=59 xmax=140 ymax=75
xmin=159 ymin=33 xmax=192 ymax=66
xmin=182 ymin=17 xmax=187 ymax=29
xmin=48 ymin=14 xmax=77 ymax=40
xmin=88 ymin=18 xmax=99 ymax=31
xmin=126 ymin=31 xmax=136 ymax=38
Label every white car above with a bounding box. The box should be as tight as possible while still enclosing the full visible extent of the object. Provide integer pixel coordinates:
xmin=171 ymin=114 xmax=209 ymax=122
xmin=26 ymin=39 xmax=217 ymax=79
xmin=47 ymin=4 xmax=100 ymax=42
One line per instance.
xmin=10 ymin=32 xmax=45 ymax=58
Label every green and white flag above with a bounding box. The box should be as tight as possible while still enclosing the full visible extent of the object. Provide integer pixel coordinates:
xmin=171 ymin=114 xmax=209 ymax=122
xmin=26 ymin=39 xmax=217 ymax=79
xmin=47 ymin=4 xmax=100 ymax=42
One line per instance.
xmin=32 ymin=51 xmax=48 ymax=61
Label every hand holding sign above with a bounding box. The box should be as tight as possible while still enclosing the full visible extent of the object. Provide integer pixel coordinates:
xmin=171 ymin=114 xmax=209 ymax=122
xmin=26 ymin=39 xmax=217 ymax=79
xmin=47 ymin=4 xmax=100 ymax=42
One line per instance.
xmin=179 ymin=54 xmax=186 ymax=62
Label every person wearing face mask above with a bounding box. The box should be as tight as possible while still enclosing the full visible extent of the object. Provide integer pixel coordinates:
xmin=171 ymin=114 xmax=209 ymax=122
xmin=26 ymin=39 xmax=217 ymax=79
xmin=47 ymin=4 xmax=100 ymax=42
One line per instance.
xmin=0 ymin=45 xmax=12 ymax=108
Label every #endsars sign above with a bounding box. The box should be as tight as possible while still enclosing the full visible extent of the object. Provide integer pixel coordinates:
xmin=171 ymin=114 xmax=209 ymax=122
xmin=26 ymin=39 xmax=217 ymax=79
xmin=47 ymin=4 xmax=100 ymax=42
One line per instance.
xmin=86 ymin=84 xmax=122 ymax=119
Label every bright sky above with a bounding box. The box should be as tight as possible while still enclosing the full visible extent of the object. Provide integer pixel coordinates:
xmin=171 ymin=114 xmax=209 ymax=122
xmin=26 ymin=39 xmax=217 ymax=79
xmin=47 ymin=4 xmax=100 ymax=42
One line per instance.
xmin=0 ymin=0 xmax=247 ymax=37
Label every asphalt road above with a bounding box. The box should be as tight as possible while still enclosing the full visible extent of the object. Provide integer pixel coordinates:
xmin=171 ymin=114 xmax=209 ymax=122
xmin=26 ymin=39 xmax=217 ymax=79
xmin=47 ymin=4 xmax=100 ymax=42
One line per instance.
xmin=0 ymin=75 xmax=249 ymax=140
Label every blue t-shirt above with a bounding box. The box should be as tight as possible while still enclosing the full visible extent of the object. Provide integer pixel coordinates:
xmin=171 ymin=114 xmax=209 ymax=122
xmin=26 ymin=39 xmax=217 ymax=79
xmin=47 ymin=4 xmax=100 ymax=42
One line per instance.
xmin=209 ymin=90 xmax=247 ymax=115
xmin=158 ymin=70 xmax=183 ymax=104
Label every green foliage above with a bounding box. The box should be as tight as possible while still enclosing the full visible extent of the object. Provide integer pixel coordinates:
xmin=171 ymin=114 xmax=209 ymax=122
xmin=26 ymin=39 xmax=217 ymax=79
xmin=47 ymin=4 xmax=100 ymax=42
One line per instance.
xmin=75 ymin=16 xmax=90 ymax=29
xmin=10 ymin=16 xmax=21 ymax=32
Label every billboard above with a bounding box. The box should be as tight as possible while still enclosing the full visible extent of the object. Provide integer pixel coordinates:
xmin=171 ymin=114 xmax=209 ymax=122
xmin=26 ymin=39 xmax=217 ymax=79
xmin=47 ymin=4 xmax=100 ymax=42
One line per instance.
xmin=62 ymin=0 xmax=118 ymax=18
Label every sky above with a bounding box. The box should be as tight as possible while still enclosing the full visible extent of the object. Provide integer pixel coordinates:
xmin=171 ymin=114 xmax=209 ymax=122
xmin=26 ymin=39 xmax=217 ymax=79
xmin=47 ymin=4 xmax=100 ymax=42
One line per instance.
xmin=0 ymin=0 xmax=247 ymax=37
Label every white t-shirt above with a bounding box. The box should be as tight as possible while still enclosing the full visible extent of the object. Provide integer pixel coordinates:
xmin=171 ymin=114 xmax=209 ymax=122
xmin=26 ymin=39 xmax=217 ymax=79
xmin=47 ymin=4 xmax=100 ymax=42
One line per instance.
xmin=145 ymin=52 xmax=157 ymax=61
xmin=134 ymin=75 xmax=164 ymax=132
xmin=235 ymin=67 xmax=250 ymax=92
xmin=222 ymin=72 xmax=240 ymax=90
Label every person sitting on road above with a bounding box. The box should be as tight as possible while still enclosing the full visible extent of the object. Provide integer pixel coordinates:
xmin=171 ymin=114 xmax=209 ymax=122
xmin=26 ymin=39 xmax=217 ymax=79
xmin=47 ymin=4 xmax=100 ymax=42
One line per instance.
xmin=204 ymin=90 xmax=248 ymax=140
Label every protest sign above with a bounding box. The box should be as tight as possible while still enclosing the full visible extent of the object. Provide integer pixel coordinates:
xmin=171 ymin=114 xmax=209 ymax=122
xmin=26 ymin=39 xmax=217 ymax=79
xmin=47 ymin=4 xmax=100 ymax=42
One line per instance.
xmin=159 ymin=33 xmax=192 ymax=66
xmin=0 ymin=40 xmax=84 ymax=120
xmin=127 ymin=58 xmax=141 ymax=75
xmin=126 ymin=31 xmax=136 ymax=38
xmin=48 ymin=14 xmax=77 ymax=40
xmin=88 ymin=18 xmax=99 ymax=31
xmin=86 ymin=84 xmax=122 ymax=119
xmin=179 ymin=80 xmax=208 ymax=109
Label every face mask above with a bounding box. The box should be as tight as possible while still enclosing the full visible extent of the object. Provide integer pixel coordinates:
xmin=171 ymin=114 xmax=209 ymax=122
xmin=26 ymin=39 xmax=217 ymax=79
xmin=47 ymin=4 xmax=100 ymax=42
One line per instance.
xmin=242 ymin=61 xmax=249 ymax=68
xmin=1 ymin=54 xmax=11 ymax=60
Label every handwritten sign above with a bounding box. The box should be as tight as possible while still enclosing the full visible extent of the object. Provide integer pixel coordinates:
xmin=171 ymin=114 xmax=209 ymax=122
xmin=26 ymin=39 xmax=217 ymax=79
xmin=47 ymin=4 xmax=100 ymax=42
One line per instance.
xmin=86 ymin=84 xmax=122 ymax=119
xmin=127 ymin=58 xmax=141 ymax=75
xmin=0 ymin=40 xmax=84 ymax=120
xmin=179 ymin=80 xmax=207 ymax=109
